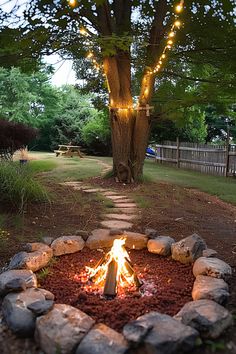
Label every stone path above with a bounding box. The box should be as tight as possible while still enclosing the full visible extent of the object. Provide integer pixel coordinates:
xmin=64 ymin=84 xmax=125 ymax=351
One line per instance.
xmin=61 ymin=181 xmax=140 ymax=230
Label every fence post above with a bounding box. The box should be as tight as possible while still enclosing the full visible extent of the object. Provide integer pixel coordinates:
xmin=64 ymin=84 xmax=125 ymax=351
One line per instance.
xmin=225 ymin=144 xmax=230 ymax=177
xmin=225 ymin=125 xmax=230 ymax=177
xmin=176 ymin=137 xmax=180 ymax=168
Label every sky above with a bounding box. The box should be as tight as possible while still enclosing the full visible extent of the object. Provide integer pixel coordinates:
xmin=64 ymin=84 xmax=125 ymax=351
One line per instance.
xmin=44 ymin=54 xmax=78 ymax=87
xmin=0 ymin=0 xmax=77 ymax=87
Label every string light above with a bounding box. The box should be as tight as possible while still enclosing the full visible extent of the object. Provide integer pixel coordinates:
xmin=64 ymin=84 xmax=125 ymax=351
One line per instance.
xmin=174 ymin=20 xmax=181 ymax=27
xmin=68 ymin=0 xmax=76 ymax=6
xmin=80 ymin=27 xmax=88 ymax=36
xmin=148 ymin=1 xmax=184 ymax=77
xmin=175 ymin=0 xmax=184 ymax=13
xmin=86 ymin=52 xmax=93 ymax=58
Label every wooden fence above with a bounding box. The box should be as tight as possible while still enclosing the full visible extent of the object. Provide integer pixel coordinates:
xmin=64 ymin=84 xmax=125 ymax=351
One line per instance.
xmin=153 ymin=140 xmax=236 ymax=177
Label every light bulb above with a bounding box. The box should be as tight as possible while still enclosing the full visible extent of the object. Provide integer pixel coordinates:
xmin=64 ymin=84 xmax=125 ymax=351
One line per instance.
xmin=68 ymin=0 xmax=76 ymax=6
xmin=80 ymin=28 xmax=88 ymax=36
xmin=174 ymin=20 xmax=181 ymax=27
xmin=169 ymin=31 xmax=175 ymax=37
xmin=162 ymin=54 xmax=166 ymax=59
xmin=86 ymin=52 xmax=93 ymax=58
xmin=167 ymin=40 xmax=173 ymax=45
xmin=175 ymin=4 xmax=183 ymax=13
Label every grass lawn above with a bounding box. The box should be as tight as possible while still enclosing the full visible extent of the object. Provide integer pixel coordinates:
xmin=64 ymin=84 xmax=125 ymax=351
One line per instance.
xmin=143 ymin=160 xmax=236 ymax=205
xmin=28 ymin=152 xmax=107 ymax=181
xmin=25 ymin=152 xmax=236 ymax=205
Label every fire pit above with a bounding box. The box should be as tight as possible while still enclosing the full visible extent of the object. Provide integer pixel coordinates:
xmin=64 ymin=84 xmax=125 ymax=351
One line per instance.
xmin=0 ymin=231 xmax=232 ymax=354
xmin=40 ymin=240 xmax=195 ymax=332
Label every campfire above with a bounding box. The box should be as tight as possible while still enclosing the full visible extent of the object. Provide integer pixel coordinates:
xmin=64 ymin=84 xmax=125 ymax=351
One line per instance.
xmin=86 ymin=238 xmax=142 ymax=297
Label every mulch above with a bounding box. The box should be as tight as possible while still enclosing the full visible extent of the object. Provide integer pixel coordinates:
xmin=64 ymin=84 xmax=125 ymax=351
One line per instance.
xmin=40 ymin=248 xmax=194 ymax=332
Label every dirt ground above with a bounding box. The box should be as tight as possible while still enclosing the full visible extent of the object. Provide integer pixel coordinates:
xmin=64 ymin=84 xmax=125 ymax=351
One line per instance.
xmin=0 ymin=176 xmax=236 ymax=354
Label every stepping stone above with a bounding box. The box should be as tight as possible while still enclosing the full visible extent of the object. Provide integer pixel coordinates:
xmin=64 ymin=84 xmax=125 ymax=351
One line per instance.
xmin=107 ymin=208 xmax=139 ymax=214
xmin=103 ymin=214 xmax=138 ymax=221
xmin=103 ymin=191 xmax=119 ymax=196
xmin=114 ymin=199 xmax=133 ymax=203
xmin=61 ymin=181 xmax=82 ymax=185
xmin=73 ymin=186 xmax=91 ymax=190
xmin=83 ymin=188 xmax=104 ymax=193
xmin=105 ymin=195 xmax=127 ymax=200
xmin=115 ymin=203 xmax=137 ymax=208
xmin=100 ymin=220 xmax=133 ymax=229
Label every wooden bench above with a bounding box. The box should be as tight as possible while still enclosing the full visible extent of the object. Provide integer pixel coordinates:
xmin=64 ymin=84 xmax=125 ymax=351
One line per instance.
xmin=54 ymin=145 xmax=83 ymax=158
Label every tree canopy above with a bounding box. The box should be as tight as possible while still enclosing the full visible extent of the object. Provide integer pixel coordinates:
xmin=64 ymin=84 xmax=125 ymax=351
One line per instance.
xmin=0 ymin=0 xmax=235 ymax=181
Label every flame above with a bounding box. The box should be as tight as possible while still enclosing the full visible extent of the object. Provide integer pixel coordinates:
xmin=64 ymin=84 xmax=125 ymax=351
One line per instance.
xmin=86 ymin=238 xmax=137 ymax=293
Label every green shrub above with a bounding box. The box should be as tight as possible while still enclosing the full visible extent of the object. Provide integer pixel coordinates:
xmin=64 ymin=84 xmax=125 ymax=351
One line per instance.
xmin=0 ymin=161 xmax=50 ymax=211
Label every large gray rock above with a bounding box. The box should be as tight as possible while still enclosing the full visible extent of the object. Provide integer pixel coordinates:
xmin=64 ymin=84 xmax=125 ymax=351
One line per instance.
xmin=86 ymin=229 xmax=148 ymax=250
xmin=2 ymin=287 xmax=54 ymax=337
xmin=51 ymin=236 xmax=85 ymax=256
xmin=175 ymin=299 xmax=233 ymax=339
xmin=8 ymin=243 xmax=53 ymax=272
xmin=76 ymin=323 xmax=129 ymax=354
xmin=147 ymin=236 xmax=175 ymax=256
xmin=123 ymin=311 xmax=199 ymax=354
xmin=192 ymin=275 xmax=229 ymax=304
xmin=27 ymin=300 xmax=54 ymax=315
xmin=35 ymin=304 xmax=95 ymax=354
xmin=0 ymin=270 xmax=37 ymax=297
xmin=171 ymin=234 xmax=207 ymax=264
xmin=193 ymin=257 xmax=232 ymax=279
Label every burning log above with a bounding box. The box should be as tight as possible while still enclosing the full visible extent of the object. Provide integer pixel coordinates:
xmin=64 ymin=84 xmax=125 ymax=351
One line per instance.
xmin=103 ymin=259 xmax=118 ymax=297
xmin=86 ymin=238 xmax=142 ymax=297
xmin=124 ymin=257 xmax=143 ymax=288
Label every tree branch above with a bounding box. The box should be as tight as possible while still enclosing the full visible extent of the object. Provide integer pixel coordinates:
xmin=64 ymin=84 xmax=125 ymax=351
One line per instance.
xmin=162 ymin=70 xmax=228 ymax=84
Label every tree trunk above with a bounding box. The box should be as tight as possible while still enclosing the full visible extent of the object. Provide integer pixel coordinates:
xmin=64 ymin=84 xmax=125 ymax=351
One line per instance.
xmin=104 ymin=55 xmax=153 ymax=183
xmin=110 ymin=108 xmax=135 ymax=183
xmin=131 ymin=109 xmax=151 ymax=180
xmin=110 ymin=107 xmax=151 ymax=183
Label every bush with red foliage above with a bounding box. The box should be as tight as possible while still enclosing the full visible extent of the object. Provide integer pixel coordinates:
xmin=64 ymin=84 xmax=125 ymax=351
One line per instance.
xmin=0 ymin=119 xmax=37 ymax=160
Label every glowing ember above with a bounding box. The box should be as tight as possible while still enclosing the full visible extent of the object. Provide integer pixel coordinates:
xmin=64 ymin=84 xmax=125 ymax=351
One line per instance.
xmin=86 ymin=238 xmax=142 ymax=297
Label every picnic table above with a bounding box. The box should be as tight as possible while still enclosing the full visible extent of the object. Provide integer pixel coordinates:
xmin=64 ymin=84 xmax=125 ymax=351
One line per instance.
xmin=54 ymin=145 xmax=83 ymax=158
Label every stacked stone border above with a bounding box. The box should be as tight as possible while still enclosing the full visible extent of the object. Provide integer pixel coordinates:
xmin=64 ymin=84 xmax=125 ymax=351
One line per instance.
xmin=0 ymin=184 xmax=233 ymax=354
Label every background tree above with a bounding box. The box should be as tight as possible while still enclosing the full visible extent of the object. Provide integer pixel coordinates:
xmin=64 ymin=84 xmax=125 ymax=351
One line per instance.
xmin=0 ymin=119 xmax=37 ymax=160
xmin=48 ymin=86 xmax=109 ymax=151
xmin=0 ymin=0 xmax=235 ymax=182
xmin=0 ymin=67 xmax=61 ymax=127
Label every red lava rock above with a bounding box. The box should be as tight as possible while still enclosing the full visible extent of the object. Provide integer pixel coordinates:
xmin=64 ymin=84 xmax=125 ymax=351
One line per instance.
xmin=40 ymin=248 xmax=194 ymax=332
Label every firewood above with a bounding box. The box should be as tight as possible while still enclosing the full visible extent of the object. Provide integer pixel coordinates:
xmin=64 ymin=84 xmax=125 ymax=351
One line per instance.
xmin=125 ymin=257 xmax=142 ymax=287
xmin=103 ymin=259 xmax=118 ymax=296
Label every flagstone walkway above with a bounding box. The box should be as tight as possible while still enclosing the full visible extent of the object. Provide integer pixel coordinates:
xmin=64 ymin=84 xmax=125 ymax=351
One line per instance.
xmin=62 ymin=181 xmax=140 ymax=230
